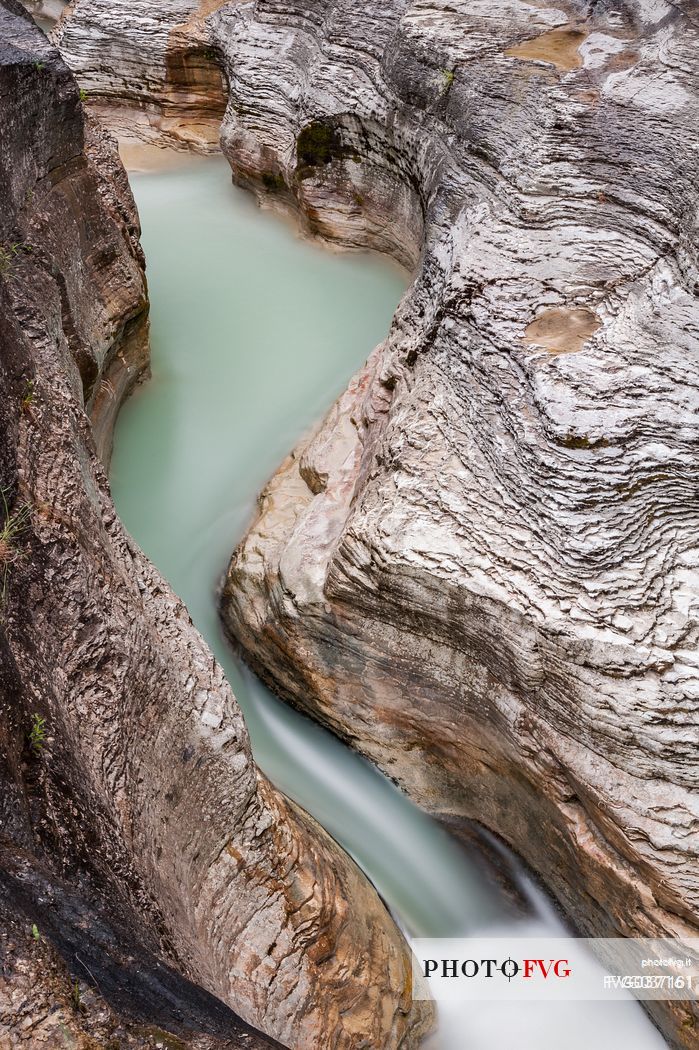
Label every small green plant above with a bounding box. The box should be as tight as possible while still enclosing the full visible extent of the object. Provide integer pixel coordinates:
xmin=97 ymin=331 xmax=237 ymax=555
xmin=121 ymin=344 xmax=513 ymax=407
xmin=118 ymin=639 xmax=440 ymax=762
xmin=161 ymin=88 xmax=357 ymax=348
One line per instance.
xmin=31 ymin=923 xmax=40 ymax=941
xmin=0 ymin=243 xmax=21 ymax=276
xmin=34 ymin=61 xmax=45 ymax=71
xmin=72 ymin=978 xmax=82 ymax=1012
xmin=440 ymin=67 xmax=455 ymax=93
xmin=0 ymin=242 xmax=30 ymax=278
xmin=28 ymin=714 xmax=47 ymax=756
xmin=79 ymin=88 xmax=88 ymax=102
xmin=296 ymin=120 xmax=344 ymax=168
xmin=21 ymin=380 xmax=35 ymax=413
xmin=203 ymin=47 xmax=216 ymax=60
xmin=0 ymin=488 xmax=30 ymax=604
xmin=261 ymin=171 xmax=286 ymax=193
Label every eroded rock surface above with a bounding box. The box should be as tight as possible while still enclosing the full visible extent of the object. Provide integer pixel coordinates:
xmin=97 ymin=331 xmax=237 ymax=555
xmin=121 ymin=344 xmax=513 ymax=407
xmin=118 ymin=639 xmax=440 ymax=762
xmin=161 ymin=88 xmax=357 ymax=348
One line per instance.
xmin=0 ymin=5 xmax=430 ymax=1048
xmin=19 ymin=0 xmax=65 ymax=31
xmin=56 ymin=0 xmax=228 ymax=151
xmin=54 ymin=0 xmax=699 ymax=1044
xmin=0 ymin=843 xmax=285 ymax=1050
xmin=208 ymin=0 xmax=699 ymax=1043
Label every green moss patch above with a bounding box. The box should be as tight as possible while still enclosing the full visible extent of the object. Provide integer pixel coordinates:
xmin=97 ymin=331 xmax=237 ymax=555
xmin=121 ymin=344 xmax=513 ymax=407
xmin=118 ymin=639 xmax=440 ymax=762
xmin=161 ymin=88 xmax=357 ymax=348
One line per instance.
xmin=297 ymin=120 xmax=344 ymax=167
xmin=261 ymin=171 xmax=287 ymax=193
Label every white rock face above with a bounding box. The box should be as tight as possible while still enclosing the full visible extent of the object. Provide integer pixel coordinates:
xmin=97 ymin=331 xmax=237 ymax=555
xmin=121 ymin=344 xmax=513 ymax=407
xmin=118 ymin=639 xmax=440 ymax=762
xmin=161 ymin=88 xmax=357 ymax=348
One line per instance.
xmin=20 ymin=0 xmax=66 ymax=29
xmin=213 ymin=3 xmax=699 ymax=1043
xmin=57 ymin=0 xmax=699 ymax=1044
xmin=57 ymin=0 xmax=228 ymax=150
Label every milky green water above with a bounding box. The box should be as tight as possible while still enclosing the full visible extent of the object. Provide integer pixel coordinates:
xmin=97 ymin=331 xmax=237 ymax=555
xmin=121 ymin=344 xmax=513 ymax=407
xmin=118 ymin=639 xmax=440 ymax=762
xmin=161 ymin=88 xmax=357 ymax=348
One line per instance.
xmin=110 ymin=155 xmax=666 ymax=1049
xmin=109 ymin=156 xmax=496 ymax=935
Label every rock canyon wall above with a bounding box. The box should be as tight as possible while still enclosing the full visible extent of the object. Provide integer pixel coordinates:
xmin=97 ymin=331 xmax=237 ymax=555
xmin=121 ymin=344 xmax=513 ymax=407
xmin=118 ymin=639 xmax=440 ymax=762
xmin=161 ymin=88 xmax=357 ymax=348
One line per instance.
xmin=56 ymin=0 xmax=699 ymax=1045
xmin=0 ymin=4 xmax=429 ymax=1047
xmin=217 ymin=1 xmax=699 ymax=1040
xmin=216 ymin=1 xmax=699 ymax=1041
xmin=57 ymin=0 xmax=228 ymax=151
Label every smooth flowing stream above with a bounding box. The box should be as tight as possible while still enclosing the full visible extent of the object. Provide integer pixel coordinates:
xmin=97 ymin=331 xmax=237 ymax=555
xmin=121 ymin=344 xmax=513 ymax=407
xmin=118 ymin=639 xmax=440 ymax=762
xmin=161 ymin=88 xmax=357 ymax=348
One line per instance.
xmin=110 ymin=154 xmax=666 ymax=1049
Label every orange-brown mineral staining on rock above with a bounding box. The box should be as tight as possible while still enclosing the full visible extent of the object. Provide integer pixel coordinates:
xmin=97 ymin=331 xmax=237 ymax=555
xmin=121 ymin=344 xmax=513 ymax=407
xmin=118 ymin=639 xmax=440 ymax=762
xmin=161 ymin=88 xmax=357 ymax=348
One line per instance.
xmin=506 ymin=26 xmax=588 ymax=71
xmin=524 ymin=306 xmax=601 ymax=353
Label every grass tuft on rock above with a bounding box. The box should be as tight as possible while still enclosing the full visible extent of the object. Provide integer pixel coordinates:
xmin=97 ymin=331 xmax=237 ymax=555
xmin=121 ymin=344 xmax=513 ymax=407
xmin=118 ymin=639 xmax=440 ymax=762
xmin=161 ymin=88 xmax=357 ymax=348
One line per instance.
xmin=0 ymin=487 xmax=30 ymax=605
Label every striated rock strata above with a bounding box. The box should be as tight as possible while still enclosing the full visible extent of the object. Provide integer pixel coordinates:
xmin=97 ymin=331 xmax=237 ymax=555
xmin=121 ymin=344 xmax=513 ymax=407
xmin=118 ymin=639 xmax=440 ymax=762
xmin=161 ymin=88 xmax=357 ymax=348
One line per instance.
xmin=222 ymin=0 xmax=699 ymax=1037
xmin=55 ymin=0 xmax=699 ymax=1044
xmin=56 ymin=0 xmax=228 ymax=151
xmin=0 ymin=5 xmax=431 ymax=1048
xmin=209 ymin=0 xmax=699 ymax=1045
xmin=19 ymin=0 xmax=66 ymax=32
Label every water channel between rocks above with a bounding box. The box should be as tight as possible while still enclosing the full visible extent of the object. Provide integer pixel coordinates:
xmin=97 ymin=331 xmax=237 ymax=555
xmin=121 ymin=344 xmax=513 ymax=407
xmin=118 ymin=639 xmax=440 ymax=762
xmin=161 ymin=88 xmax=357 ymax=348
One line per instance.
xmin=110 ymin=153 xmax=666 ymax=1050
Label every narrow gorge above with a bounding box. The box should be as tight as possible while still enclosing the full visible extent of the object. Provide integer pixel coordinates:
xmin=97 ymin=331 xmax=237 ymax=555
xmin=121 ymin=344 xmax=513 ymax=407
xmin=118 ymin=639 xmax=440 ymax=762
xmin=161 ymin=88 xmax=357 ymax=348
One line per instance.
xmin=2 ymin=0 xmax=697 ymax=1048
xmin=0 ymin=4 xmax=431 ymax=1048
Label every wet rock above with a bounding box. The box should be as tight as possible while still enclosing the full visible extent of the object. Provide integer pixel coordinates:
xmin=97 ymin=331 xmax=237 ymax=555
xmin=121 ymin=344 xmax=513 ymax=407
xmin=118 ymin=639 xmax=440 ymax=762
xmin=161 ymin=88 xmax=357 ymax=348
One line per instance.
xmin=0 ymin=5 xmax=432 ymax=1048
xmin=206 ymin=2 xmax=698 ymax=1046
xmin=0 ymin=844 xmax=282 ymax=1049
xmin=56 ymin=0 xmax=228 ymax=152
xmin=54 ymin=0 xmax=699 ymax=1045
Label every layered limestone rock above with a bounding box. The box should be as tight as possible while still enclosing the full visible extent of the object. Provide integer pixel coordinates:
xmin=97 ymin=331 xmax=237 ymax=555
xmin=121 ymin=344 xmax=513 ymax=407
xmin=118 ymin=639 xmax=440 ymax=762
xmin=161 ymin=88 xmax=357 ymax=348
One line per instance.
xmin=56 ymin=0 xmax=228 ymax=151
xmin=0 ymin=5 xmax=430 ymax=1048
xmin=207 ymin=0 xmax=697 ymax=1044
xmin=0 ymin=844 xmax=286 ymax=1050
xmin=19 ymin=0 xmax=66 ymax=31
xmin=54 ymin=0 xmax=699 ymax=1043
